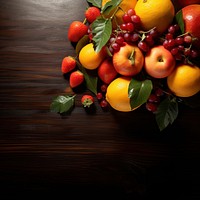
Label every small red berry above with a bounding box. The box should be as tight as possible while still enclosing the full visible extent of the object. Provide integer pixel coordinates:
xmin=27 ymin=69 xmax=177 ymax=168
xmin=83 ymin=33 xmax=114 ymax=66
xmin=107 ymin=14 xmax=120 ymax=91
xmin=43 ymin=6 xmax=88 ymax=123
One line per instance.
xmin=148 ymin=94 xmax=160 ymax=103
xmin=96 ymin=92 xmax=103 ymax=100
xmin=127 ymin=8 xmax=135 ymax=16
xmin=100 ymin=99 xmax=108 ymax=109
xmin=155 ymin=88 xmax=164 ymax=97
xmin=122 ymin=13 xmax=132 ymax=23
xmin=146 ymin=102 xmax=157 ymax=113
xmin=100 ymin=84 xmax=108 ymax=93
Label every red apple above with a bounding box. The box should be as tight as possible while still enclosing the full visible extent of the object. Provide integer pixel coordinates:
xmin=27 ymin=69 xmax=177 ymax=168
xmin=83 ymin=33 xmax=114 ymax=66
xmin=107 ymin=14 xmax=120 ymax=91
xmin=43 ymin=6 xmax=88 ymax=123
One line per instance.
xmin=172 ymin=0 xmax=200 ymax=11
xmin=144 ymin=45 xmax=176 ymax=79
xmin=98 ymin=58 xmax=118 ymax=84
xmin=181 ymin=4 xmax=200 ymax=51
xmin=112 ymin=43 xmax=144 ymax=76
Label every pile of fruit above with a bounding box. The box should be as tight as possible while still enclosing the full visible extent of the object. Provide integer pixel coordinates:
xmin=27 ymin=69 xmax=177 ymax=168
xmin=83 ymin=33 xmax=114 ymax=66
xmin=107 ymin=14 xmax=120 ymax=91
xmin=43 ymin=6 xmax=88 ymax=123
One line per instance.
xmin=50 ymin=0 xmax=200 ymax=131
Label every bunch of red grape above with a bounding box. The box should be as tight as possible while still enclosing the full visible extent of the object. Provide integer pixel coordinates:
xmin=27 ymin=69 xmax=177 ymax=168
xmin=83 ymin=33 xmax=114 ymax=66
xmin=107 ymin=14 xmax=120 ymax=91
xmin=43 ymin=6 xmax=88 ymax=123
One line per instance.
xmin=107 ymin=8 xmax=143 ymax=54
xmin=145 ymin=88 xmax=165 ymax=113
xmin=107 ymin=8 xmax=199 ymax=63
xmin=162 ymin=24 xmax=198 ymax=63
xmin=107 ymin=8 xmax=162 ymax=54
xmin=104 ymin=8 xmax=199 ymax=113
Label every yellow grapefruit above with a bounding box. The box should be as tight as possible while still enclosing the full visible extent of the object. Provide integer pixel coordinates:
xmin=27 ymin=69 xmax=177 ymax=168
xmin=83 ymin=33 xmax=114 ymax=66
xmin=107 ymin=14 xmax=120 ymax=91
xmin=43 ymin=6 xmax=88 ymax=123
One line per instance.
xmin=167 ymin=64 xmax=200 ymax=97
xmin=79 ymin=43 xmax=105 ymax=70
xmin=134 ymin=0 xmax=175 ymax=34
xmin=106 ymin=76 xmax=141 ymax=112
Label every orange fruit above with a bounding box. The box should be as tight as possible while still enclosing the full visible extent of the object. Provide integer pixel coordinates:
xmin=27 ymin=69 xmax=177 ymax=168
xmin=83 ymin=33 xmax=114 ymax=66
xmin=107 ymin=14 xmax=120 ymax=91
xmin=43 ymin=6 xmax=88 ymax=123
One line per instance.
xmin=102 ymin=0 xmax=137 ymax=27
xmin=134 ymin=0 xmax=175 ymax=34
xmin=106 ymin=76 xmax=141 ymax=112
xmin=167 ymin=64 xmax=200 ymax=97
xmin=79 ymin=43 xmax=105 ymax=70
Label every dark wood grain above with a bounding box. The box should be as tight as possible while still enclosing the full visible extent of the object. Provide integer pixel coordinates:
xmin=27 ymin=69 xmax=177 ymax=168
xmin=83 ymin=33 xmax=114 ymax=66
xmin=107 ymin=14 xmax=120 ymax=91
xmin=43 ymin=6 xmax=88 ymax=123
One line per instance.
xmin=0 ymin=0 xmax=200 ymax=199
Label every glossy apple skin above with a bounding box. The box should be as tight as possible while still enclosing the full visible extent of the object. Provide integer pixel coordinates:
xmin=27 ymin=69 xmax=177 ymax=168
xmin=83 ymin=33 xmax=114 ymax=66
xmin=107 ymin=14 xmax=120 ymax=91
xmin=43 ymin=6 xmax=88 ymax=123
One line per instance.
xmin=98 ymin=58 xmax=118 ymax=84
xmin=112 ymin=43 xmax=144 ymax=76
xmin=144 ymin=45 xmax=176 ymax=79
xmin=181 ymin=4 xmax=200 ymax=50
xmin=172 ymin=0 xmax=200 ymax=11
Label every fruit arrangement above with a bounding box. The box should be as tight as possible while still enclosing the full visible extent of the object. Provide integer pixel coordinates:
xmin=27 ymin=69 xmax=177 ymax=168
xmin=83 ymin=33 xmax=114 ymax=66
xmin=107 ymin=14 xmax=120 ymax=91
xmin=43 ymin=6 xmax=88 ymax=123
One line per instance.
xmin=50 ymin=0 xmax=200 ymax=131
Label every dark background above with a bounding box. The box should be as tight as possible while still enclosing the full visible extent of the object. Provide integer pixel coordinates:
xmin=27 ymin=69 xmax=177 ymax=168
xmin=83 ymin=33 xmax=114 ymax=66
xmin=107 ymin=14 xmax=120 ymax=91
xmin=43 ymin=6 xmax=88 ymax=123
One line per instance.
xmin=0 ymin=0 xmax=200 ymax=199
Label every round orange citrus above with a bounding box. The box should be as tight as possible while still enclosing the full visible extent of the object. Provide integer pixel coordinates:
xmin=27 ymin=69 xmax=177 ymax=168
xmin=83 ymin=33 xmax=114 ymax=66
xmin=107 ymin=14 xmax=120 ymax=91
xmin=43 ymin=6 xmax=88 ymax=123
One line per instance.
xmin=167 ymin=64 xmax=200 ymax=97
xmin=134 ymin=0 xmax=175 ymax=34
xmin=106 ymin=76 xmax=141 ymax=112
xmin=79 ymin=43 xmax=105 ymax=70
xmin=102 ymin=0 xmax=137 ymax=27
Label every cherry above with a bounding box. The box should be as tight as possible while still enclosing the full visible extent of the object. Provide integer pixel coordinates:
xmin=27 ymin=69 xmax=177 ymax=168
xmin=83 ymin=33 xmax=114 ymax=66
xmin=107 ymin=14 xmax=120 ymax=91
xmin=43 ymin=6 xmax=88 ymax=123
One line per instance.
xmin=126 ymin=22 xmax=134 ymax=32
xmin=111 ymin=43 xmax=120 ymax=52
xmin=184 ymin=35 xmax=192 ymax=44
xmin=190 ymin=49 xmax=198 ymax=58
xmin=100 ymin=99 xmax=109 ymax=109
xmin=148 ymin=94 xmax=160 ymax=103
xmin=138 ymin=41 xmax=149 ymax=52
xmin=168 ymin=26 xmax=175 ymax=34
xmin=120 ymin=23 xmax=127 ymax=31
xmin=146 ymin=102 xmax=157 ymax=113
xmin=131 ymin=33 xmax=139 ymax=42
xmin=175 ymin=37 xmax=184 ymax=45
xmin=124 ymin=32 xmax=132 ymax=42
xmin=155 ymin=88 xmax=164 ymax=97
xmin=131 ymin=15 xmax=141 ymax=24
xmin=115 ymin=36 xmax=124 ymax=45
xmin=100 ymin=84 xmax=108 ymax=93
xmin=127 ymin=8 xmax=135 ymax=16
xmin=171 ymin=47 xmax=179 ymax=55
xmin=122 ymin=13 xmax=132 ymax=23
xmin=96 ymin=92 xmax=103 ymax=101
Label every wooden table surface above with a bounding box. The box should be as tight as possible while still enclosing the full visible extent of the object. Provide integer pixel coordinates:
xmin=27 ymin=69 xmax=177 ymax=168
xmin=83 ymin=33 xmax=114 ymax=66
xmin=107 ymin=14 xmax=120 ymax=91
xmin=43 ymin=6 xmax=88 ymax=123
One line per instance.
xmin=0 ymin=0 xmax=200 ymax=199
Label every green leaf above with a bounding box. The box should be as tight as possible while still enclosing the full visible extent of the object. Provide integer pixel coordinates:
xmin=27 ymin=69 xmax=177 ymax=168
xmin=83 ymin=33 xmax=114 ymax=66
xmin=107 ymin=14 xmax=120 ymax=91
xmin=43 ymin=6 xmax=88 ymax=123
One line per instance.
xmin=87 ymin=0 xmax=102 ymax=8
xmin=155 ymin=96 xmax=179 ymax=131
xmin=77 ymin=61 xmax=98 ymax=95
xmin=128 ymin=78 xmax=153 ymax=109
xmin=101 ymin=0 xmax=122 ymax=16
xmin=50 ymin=95 xmax=75 ymax=114
xmin=84 ymin=73 xmax=98 ymax=95
xmin=175 ymin=10 xmax=185 ymax=34
xmin=76 ymin=35 xmax=90 ymax=55
xmin=91 ymin=17 xmax=112 ymax=52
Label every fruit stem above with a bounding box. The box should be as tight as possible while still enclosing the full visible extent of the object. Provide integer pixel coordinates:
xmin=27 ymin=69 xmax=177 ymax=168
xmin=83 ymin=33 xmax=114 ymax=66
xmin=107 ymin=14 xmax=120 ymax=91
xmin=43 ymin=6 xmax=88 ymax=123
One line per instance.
xmin=129 ymin=49 xmax=135 ymax=65
xmin=110 ymin=7 xmax=119 ymax=20
xmin=178 ymin=31 xmax=190 ymax=37
xmin=83 ymin=18 xmax=87 ymax=24
xmin=139 ymin=27 xmax=156 ymax=35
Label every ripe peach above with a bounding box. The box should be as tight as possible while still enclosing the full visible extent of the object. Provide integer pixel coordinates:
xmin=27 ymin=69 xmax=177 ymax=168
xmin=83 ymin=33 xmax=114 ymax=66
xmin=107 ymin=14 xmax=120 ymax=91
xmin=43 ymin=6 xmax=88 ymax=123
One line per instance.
xmin=112 ymin=43 xmax=144 ymax=76
xmin=98 ymin=58 xmax=118 ymax=84
xmin=144 ymin=45 xmax=176 ymax=78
